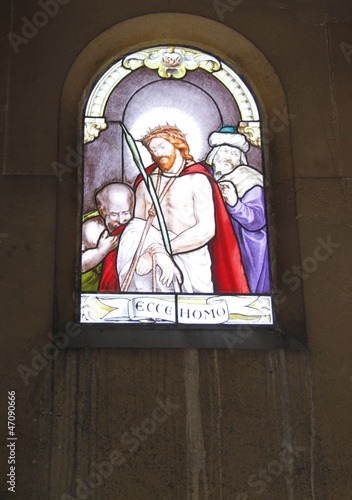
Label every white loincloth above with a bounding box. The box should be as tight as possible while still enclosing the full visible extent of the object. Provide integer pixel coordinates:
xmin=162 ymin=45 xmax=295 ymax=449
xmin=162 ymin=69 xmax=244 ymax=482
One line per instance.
xmin=117 ymin=218 xmax=214 ymax=293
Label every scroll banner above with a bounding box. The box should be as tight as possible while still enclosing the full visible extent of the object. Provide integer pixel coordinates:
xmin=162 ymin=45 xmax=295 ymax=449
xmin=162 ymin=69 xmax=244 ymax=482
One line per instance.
xmin=177 ymin=297 xmax=229 ymax=324
xmin=130 ymin=297 xmax=175 ymax=323
xmin=81 ymin=294 xmax=273 ymax=325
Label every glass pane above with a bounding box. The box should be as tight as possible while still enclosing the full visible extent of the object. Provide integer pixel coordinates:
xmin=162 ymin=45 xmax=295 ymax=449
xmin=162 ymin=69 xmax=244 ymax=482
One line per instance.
xmin=81 ymin=46 xmax=272 ymax=326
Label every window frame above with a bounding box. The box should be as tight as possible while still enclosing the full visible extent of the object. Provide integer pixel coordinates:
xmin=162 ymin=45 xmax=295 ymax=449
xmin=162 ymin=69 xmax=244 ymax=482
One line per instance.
xmin=54 ymin=14 xmax=306 ymax=350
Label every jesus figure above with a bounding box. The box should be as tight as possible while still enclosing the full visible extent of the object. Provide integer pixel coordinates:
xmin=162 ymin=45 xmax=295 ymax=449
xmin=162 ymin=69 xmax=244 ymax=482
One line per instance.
xmin=114 ymin=125 xmax=249 ymax=294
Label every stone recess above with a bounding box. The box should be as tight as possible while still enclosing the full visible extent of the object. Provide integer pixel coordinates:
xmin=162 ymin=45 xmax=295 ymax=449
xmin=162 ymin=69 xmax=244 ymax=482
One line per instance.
xmin=0 ymin=2 xmax=352 ymax=499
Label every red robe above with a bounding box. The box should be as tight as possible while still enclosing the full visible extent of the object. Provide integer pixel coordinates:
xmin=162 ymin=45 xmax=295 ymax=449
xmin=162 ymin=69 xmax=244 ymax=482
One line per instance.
xmin=133 ymin=163 xmax=249 ymax=294
xmin=99 ymin=225 xmax=125 ymax=292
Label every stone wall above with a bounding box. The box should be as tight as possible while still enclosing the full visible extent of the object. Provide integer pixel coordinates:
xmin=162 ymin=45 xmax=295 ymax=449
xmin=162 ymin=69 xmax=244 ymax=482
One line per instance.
xmin=0 ymin=1 xmax=351 ymax=498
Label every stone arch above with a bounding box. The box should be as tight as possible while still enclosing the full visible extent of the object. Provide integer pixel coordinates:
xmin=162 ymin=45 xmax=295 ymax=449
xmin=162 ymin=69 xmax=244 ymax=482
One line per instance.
xmin=56 ymin=14 xmax=304 ymax=346
xmin=59 ymin=13 xmax=291 ymax=179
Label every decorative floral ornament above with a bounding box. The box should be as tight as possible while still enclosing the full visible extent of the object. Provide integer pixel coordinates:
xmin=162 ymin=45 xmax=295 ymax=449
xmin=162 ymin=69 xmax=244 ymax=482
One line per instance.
xmin=123 ymin=46 xmax=221 ymax=79
xmin=84 ymin=117 xmax=107 ymax=144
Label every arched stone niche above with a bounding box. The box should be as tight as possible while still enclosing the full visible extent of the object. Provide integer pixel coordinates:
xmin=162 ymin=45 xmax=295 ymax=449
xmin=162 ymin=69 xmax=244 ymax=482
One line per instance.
xmin=55 ymin=13 xmax=305 ymax=348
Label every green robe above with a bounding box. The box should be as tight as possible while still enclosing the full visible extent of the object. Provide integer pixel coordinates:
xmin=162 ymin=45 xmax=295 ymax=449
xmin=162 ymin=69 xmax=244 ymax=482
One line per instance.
xmin=81 ymin=210 xmax=103 ymax=292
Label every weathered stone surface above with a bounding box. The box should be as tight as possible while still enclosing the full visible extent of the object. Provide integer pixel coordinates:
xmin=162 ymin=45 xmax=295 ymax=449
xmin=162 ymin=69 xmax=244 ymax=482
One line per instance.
xmin=326 ymin=22 xmax=352 ymax=178
xmin=1 ymin=2 xmax=352 ymax=499
xmin=0 ymin=176 xmax=57 ymax=499
xmin=295 ymin=177 xmax=352 ymax=499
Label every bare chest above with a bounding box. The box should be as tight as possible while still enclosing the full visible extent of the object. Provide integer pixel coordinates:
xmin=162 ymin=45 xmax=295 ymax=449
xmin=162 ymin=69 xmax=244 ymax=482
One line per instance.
xmin=144 ymin=174 xmax=196 ymax=231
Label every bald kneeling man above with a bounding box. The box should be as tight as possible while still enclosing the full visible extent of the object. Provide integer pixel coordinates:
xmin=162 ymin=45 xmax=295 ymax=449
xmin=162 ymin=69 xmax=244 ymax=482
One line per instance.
xmin=81 ymin=182 xmax=134 ymax=292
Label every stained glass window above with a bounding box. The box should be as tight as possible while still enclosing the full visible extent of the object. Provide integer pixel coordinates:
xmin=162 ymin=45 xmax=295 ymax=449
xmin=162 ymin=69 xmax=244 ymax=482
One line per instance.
xmin=80 ymin=46 xmax=273 ymax=326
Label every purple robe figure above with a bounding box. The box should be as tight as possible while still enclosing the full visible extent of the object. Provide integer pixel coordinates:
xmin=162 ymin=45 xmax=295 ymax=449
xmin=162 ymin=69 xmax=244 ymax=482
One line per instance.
xmin=206 ymin=126 xmax=271 ymax=294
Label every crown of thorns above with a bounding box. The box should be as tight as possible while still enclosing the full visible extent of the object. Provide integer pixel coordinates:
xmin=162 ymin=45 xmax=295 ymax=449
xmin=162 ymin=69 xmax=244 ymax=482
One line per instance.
xmin=141 ymin=124 xmax=188 ymax=147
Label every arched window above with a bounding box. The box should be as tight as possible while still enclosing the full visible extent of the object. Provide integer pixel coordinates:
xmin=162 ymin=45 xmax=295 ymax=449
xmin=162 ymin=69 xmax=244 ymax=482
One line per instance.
xmin=55 ymin=15 xmax=305 ymax=348
xmin=80 ymin=45 xmax=273 ymax=327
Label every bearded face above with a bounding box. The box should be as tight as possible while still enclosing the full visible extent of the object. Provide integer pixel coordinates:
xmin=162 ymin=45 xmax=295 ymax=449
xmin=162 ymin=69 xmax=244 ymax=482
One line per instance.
xmin=213 ymin=145 xmax=242 ymax=180
xmin=149 ymin=137 xmax=177 ymax=172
